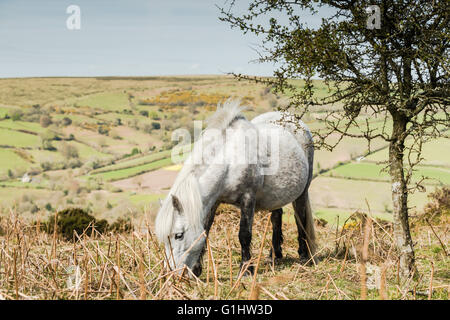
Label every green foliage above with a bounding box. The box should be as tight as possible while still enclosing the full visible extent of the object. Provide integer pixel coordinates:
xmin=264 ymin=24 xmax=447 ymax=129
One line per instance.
xmin=40 ymin=115 xmax=52 ymax=128
xmin=41 ymin=208 xmax=134 ymax=241
xmin=62 ymin=117 xmax=72 ymax=126
xmin=151 ymin=122 xmax=161 ymax=130
xmin=108 ymin=217 xmax=133 ymax=234
xmin=59 ymin=142 xmax=79 ymax=159
xmin=130 ymin=147 xmax=140 ymax=156
xmin=41 ymin=139 xmax=55 ymax=151
xmin=149 ymin=111 xmax=160 ymax=120
xmin=98 ymin=125 xmax=109 ymax=135
xmin=10 ymin=110 xmax=23 ymax=121
xmin=40 ymin=130 xmax=57 ymax=151
xmin=42 ymin=208 xmax=109 ymax=241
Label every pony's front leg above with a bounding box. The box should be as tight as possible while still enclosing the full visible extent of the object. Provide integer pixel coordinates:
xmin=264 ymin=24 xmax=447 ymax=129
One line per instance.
xmin=238 ymin=193 xmax=256 ymax=276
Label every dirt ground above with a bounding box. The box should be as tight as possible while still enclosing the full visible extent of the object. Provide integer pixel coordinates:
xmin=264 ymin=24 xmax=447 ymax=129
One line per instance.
xmin=112 ymin=168 xmax=178 ymax=193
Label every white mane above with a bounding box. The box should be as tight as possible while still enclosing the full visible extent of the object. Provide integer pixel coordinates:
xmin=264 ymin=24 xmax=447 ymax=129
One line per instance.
xmin=155 ymin=166 xmax=203 ymax=243
xmin=154 ymin=99 xmax=245 ymax=243
xmin=206 ymin=99 xmax=246 ymax=131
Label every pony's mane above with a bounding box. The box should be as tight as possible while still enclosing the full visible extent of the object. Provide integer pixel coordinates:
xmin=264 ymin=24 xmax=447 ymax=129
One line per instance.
xmin=206 ymin=99 xmax=246 ymax=131
xmin=155 ymin=166 xmax=203 ymax=243
xmin=155 ymin=100 xmax=246 ymax=243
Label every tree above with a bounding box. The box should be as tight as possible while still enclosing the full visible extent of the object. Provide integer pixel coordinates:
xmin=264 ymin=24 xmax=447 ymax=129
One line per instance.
xmin=220 ymin=0 xmax=449 ymax=278
xmin=40 ymin=115 xmax=52 ymax=128
xmin=62 ymin=117 xmax=72 ymax=126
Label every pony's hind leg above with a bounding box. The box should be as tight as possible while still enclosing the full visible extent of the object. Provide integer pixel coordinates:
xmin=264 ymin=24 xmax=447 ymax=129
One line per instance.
xmin=269 ymin=208 xmax=283 ymax=261
xmin=292 ymin=191 xmax=316 ymax=262
xmin=238 ymin=193 xmax=256 ymax=275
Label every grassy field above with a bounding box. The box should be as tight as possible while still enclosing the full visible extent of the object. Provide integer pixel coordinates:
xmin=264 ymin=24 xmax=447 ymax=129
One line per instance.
xmin=88 ymin=157 xmax=173 ymax=182
xmin=0 ymin=205 xmax=447 ymax=300
xmin=365 ymin=137 xmax=450 ymax=168
xmin=326 ymin=162 xmax=450 ymax=185
xmin=0 ymin=128 xmax=41 ymax=148
xmin=0 ymin=149 xmax=31 ymax=176
xmin=0 ymin=76 xmax=447 ymax=300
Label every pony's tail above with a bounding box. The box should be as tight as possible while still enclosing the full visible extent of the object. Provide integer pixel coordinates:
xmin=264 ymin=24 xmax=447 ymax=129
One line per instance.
xmin=304 ymin=193 xmax=317 ymax=257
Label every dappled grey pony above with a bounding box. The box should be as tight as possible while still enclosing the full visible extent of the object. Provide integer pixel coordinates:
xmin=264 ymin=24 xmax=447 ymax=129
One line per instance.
xmin=155 ymin=100 xmax=316 ymax=277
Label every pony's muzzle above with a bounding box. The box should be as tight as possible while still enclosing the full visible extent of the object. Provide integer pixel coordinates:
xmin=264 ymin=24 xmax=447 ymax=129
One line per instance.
xmin=192 ymin=263 xmax=202 ymax=277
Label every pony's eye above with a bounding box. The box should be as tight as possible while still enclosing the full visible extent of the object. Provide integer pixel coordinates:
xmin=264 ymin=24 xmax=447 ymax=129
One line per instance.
xmin=175 ymin=232 xmax=184 ymax=240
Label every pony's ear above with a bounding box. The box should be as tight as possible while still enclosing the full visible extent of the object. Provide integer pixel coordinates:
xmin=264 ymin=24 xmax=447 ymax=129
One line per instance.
xmin=171 ymin=195 xmax=183 ymax=214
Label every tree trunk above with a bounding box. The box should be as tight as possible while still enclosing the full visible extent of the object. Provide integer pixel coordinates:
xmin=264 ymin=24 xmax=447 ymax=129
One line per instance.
xmin=389 ymin=115 xmax=416 ymax=279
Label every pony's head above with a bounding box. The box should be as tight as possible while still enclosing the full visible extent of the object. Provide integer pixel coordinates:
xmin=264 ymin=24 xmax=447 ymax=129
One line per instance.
xmin=154 ymin=173 xmax=205 ymax=277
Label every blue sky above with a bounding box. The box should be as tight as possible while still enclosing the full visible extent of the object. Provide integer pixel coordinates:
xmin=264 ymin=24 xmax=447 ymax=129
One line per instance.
xmin=0 ymin=0 xmax=324 ymax=78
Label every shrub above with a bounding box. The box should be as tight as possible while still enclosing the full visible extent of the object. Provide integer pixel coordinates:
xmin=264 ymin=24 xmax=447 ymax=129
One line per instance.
xmin=151 ymin=122 xmax=161 ymax=130
xmin=42 ymin=140 xmax=56 ymax=151
xmin=42 ymin=208 xmax=109 ymax=241
xmin=129 ymin=148 xmax=140 ymax=156
xmin=108 ymin=218 xmax=133 ymax=234
xmin=62 ymin=117 xmax=72 ymax=126
xmin=40 ymin=161 xmax=52 ymax=171
xmin=40 ymin=115 xmax=52 ymax=128
xmin=40 ymin=208 xmax=134 ymax=241
xmin=149 ymin=111 xmax=160 ymax=120
xmin=68 ymin=159 xmax=82 ymax=169
xmin=40 ymin=130 xmax=57 ymax=151
xmin=30 ymin=204 xmax=39 ymax=214
xmin=59 ymin=143 xmax=79 ymax=159
xmin=419 ymin=187 xmax=450 ymax=224
xmin=98 ymin=125 xmax=109 ymax=135
xmin=142 ymin=124 xmax=153 ymax=134
xmin=10 ymin=110 xmax=23 ymax=121
xmin=140 ymin=110 xmax=149 ymax=117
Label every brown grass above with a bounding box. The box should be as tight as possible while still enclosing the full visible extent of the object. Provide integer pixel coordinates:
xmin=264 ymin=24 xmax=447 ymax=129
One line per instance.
xmin=0 ymin=205 xmax=448 ymax=300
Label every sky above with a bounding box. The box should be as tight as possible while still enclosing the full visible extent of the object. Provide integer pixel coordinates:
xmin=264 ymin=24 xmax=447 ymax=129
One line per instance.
xmin=0 ymin=0 xmax=325 ymax=78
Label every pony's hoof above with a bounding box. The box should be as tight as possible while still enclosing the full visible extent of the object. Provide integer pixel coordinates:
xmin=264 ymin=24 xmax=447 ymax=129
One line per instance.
xmin=238 ymin=264 xmax=254 ymax=277
xmin=299 ymin=253 xmax=316 ymax=265
xmin=265 ymin=255 xmax=283 ymax=265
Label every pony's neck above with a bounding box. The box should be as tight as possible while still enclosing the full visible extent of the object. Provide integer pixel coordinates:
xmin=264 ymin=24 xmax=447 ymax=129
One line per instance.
xmin=196 ymin=163 xmax=228 ymax=230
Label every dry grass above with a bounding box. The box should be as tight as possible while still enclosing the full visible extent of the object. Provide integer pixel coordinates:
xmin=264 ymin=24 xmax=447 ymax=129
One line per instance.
xmin=0 ymin=205 xmax=448 ymax=300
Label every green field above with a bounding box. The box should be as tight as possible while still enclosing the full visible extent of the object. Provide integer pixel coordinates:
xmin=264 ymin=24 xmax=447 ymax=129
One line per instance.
xmin=0 ymin=127 xmax=41 ymax=148
xmin=0 ymin=119 xmax=49 ymax=134
xmin=88 ymin=157 xmax=173 ymax=182
xmin=283 ymin=207 xmax=393 ymax=226
xmin=0 ymin=149 xmax=31 ymax=176
xmin=92 ymin=149 xmax=173 ymax=174
xmin=326 ymin=162 xmax=450 ymax=185
xmin=72 ymin=92 xmax=130 ymax=112
xmin=365 ymin=137 xmax=450 ymax=167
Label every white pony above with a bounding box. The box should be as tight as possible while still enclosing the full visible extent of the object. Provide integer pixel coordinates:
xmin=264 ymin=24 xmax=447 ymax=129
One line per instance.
xmin=155 ymin=100 xmax=316 ymax=276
